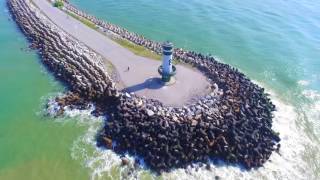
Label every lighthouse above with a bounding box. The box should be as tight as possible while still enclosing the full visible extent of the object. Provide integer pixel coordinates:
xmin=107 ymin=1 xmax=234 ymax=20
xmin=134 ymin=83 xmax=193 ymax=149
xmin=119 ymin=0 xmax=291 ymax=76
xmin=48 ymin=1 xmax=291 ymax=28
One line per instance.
xmin=162 ymin=41 xmax=173 ymax=74
xmin=158 ymin=41 xmax=176 ymax=82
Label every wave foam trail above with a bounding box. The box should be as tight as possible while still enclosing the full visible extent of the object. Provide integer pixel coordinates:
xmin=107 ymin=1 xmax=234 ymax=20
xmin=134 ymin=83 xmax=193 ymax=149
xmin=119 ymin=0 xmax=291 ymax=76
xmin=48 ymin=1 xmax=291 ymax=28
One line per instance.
xmin=298 ymin=80 xmax=310 ymax=86
xmin=44 ymin=88 xmax=318 ymax=179
xmin=300 ymin=89 xmax=320 ymax=179
xmin=59 ymin=107 xmax=140 ymax=180
xmin=161 ymin=94 xmax=314 ymax=180
xmin=301 ymin=89 xmax=320 ymax=141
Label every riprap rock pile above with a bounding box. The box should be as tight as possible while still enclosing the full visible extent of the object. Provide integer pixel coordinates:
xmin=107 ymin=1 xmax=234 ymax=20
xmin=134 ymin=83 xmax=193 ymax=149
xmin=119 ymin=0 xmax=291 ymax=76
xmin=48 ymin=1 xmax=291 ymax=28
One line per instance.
xmin=9 ymin=0 xmax=281 ymax=173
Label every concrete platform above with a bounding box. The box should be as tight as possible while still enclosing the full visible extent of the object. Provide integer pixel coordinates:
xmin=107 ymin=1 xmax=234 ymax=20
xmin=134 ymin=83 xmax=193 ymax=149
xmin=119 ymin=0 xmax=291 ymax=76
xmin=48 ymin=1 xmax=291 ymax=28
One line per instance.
xmin=32 ymin=0 xmax=210 ymax=106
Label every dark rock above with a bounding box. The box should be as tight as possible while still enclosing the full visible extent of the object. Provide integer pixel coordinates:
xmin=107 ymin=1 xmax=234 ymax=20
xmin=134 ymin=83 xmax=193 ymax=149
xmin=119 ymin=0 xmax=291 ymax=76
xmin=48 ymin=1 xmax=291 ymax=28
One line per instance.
xmin=9 ymin=0 xmax=280 ymax=174
xmin=205 ymin=163 xmax=211 ymax=171
xmin=102 ymin=137 xmax=113 ymax=149
xmin=121 ymin=157 xmax=130 ymax=166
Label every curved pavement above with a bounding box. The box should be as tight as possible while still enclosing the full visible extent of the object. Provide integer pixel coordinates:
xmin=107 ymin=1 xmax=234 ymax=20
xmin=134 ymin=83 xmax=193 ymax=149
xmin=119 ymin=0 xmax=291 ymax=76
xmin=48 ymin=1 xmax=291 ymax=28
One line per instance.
xmin=32 ymin=0 xmax=210 ymax=106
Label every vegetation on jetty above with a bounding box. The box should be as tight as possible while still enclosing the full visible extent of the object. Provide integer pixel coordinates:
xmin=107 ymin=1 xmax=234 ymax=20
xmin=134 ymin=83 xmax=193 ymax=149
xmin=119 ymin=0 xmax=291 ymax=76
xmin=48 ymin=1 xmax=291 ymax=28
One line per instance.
xmin=59 ymin=1 xmax=281 ymax=173
xmin=53 ymin=0 xmax=63 ymax=8
xmin=10 ymin=0 xmax=281 ymax=174
xmin=112 ymin=37 xmax=182 ymax=65
xmin=65 ymin=11 xmax=98 ymax=30
xmin=60 ymin=5 xmax=163 ymax=61
xmin=112 ymin=38 xmax=162 ymax=60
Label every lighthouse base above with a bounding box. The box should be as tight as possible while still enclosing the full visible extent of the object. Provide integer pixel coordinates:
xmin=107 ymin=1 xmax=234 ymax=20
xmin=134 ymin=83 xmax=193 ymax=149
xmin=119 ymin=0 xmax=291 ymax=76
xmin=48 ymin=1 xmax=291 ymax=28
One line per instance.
xmin=161 ymin=76 xmax=176 ymax=86
xmin=158 ymin=65 xmax=177 ymax=83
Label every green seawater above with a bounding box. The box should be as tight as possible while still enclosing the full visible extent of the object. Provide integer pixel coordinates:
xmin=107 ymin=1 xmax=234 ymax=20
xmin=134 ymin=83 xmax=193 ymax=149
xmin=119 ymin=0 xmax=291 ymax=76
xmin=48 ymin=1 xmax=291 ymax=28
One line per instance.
xmin=1 ymin=0 xmax=320 ymax=179
xmin=0 ymin=1 xmax=89 ymax=179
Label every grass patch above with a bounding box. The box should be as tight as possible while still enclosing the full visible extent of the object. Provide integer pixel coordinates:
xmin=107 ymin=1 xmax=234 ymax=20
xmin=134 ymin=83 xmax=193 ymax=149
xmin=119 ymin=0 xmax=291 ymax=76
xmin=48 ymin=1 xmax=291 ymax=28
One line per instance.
xmin=53 ymin=0 xmax=64 ymax=8
xmin=63 ymin=9 xmax=179 ymax=63
xmin=104 ymin=59 xmax=115 ymax=74
xmin=112 ymin=38 xmax=162 ymax=60
xmin=113 ymin=38 xmax=181 ymax=64
xmin=65 ymin=11 xmax=98 ymax=30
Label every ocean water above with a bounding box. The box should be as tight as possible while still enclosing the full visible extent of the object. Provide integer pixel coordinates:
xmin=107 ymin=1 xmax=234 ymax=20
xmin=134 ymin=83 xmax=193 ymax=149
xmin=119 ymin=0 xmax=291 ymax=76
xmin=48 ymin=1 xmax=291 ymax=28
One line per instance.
xmin=0 ymin=1 xmax=90 ymax=179
xmin=0 ymin=0 xmax=319 ymax=179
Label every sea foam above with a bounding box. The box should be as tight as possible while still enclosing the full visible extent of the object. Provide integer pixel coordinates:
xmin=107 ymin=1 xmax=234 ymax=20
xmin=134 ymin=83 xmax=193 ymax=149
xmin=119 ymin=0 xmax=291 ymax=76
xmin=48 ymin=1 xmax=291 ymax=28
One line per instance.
xmin=298 ymin=80 xmax=310 ymax=86
xmin=302 ymin=89 xmax=320 ymax=139
xmin=160 ymin=95 xmax=314 ymax=180
xmin=44 ymin=87 xmax=318 ymax=180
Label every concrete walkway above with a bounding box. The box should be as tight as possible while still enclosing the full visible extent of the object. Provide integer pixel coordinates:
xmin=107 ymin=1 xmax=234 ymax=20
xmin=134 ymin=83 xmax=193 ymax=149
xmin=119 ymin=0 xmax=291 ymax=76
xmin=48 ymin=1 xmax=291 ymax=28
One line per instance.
xmin=33 ymin=0 xmax=210 ymax=106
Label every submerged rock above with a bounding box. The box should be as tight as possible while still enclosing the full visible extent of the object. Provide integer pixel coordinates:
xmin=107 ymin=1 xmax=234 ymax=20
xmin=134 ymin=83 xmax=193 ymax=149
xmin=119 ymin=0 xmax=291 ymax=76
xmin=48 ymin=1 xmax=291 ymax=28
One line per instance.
xmin=121 ymin=157 xmax=130 ymax=166
xmin=103 ymin=137 xmax=113 ymax=149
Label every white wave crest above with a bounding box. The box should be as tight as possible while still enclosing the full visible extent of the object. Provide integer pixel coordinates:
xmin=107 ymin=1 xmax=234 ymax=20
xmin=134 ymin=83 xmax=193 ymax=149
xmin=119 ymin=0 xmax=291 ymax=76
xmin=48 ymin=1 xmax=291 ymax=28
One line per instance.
xmin=298 ymin=80 xmax=310 ymax=86
xmin=302 ymin=89 xmax=320 ymax=100
xmin=43 ymin=85 xmax=318 ymax=180
xmin=160 ymin=96 xmax=314 ymax=180
xmin=302 ymin=89 xmax=320 ymax=139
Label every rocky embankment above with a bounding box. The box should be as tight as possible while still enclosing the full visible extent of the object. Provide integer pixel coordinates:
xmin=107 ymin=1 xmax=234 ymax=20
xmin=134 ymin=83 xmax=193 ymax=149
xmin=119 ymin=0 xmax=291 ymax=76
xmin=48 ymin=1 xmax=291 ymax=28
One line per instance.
xmin=8 ymin=0 xmax=118 ymax=102
xmin=9 ymin=0 xmax=281 ymax=173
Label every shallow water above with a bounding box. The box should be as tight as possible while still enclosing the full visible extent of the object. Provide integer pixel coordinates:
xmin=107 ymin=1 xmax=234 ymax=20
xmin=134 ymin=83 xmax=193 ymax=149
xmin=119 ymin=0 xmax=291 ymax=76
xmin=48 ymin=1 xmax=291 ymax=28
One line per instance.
xmin=1 ymin=0 xmax=319 ymax=179
xmin=0 ymin=1 xmax=88 ymax=179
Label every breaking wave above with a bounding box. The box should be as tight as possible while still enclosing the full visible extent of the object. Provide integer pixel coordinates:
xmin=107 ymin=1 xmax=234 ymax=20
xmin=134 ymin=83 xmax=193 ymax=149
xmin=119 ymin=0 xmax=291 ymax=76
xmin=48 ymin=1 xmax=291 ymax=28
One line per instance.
xmin=42 ymin=87 xmax=317 ymax=180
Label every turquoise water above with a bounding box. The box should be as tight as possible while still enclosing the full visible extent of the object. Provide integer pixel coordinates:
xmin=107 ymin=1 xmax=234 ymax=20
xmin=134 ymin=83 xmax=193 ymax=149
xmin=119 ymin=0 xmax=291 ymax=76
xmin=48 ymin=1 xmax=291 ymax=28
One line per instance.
xmin=1 ymin=0 xmax=320 ymax=179
xmin=0 ymin=1 xmax=90 ymax=179
xmin=70 ymin=0 xmax=320 ymax=94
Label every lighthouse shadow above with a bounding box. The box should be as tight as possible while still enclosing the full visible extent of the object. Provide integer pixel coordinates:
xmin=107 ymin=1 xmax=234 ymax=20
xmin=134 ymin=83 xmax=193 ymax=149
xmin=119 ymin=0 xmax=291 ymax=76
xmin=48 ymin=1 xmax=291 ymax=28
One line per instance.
xmin=122 ymin=77 xmax=164 ymax=93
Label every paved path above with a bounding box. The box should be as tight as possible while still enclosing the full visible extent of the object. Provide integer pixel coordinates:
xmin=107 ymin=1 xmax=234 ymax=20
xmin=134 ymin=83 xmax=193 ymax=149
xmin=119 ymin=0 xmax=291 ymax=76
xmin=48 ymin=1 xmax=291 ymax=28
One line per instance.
xmin=33 ymin=0 xmax=210 ymax=106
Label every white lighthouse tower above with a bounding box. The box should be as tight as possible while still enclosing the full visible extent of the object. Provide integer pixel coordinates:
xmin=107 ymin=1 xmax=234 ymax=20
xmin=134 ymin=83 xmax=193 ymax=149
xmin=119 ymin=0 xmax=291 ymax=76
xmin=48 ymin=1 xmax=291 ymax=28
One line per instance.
xmin=158 ymin=41 xmax=176 ymax=82
xmin=162 ymin=41 xmax=173 ymax=74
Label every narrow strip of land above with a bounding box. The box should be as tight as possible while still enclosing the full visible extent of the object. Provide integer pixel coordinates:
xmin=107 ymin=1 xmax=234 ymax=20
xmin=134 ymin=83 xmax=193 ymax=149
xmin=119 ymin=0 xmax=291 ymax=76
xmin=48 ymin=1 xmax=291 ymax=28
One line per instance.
xmin=32 ymin=0 xmax=210 ymax=105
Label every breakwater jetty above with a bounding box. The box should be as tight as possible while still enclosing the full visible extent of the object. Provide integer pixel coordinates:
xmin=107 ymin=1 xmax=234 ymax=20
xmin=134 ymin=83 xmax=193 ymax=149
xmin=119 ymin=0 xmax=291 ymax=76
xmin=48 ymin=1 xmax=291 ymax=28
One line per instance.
xmin=8 ymin=0 xmax=281 ymax=173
